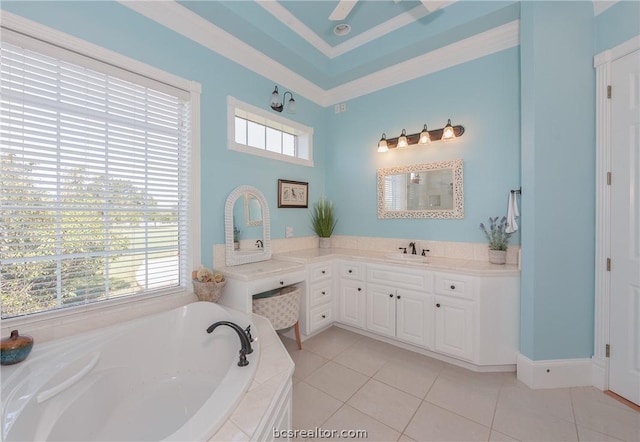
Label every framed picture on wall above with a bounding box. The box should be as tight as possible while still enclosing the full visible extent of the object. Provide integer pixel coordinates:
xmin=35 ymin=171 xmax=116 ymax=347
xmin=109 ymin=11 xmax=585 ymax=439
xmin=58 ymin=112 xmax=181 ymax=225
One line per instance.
xmin=278 ymin=179 xmax=308 ymax=208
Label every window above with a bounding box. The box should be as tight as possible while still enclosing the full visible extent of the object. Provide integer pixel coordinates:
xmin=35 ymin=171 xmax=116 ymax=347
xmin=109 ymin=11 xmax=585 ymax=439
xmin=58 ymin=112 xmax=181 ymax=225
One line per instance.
xmin=228 ymin=96 xmax=313 ymax=167
xmin=0 ymin=30 xmax=198 ymax=319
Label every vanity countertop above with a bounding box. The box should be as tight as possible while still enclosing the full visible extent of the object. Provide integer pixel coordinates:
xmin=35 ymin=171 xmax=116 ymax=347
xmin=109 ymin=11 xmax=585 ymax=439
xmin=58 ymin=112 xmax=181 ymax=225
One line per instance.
xmin=274 ymin=247 xmax=520 ymax=277
xmin=215 ymin=259 xmax=305 ymax=281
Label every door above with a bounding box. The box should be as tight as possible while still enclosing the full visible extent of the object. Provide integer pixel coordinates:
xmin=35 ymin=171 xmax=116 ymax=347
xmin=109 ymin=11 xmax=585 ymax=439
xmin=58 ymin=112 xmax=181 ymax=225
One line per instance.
xmin=396 ymin=289 xmax=432 ymax=348
xmin=434 ymin=296 xmax=474 ymax=361
xmin=366 ymin=284 xmax=396 ymax=337
xmin=609 ymin=49 xmax=640 ymax=405
xmin=337 ymin=279 xmax=366 ymax=329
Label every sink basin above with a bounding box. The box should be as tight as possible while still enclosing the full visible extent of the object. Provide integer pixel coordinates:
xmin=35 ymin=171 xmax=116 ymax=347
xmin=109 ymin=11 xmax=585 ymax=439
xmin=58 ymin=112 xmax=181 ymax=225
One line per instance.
xmin=385 ymin=253 xmax=428 ymax=264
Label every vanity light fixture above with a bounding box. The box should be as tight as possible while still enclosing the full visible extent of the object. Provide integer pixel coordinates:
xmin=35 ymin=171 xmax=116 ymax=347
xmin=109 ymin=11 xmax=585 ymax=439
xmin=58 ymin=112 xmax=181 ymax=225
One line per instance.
xmin=377 ymin=133 xmax=389 ymax=153
xmin=376 ymin=118 xmax=464 ymax=152
xmin=270 ymin=85 xmax=296 ymax=114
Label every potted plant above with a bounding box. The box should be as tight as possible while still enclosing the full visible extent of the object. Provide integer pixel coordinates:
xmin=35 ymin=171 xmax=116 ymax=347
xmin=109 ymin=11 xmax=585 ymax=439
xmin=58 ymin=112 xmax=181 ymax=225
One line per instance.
xmin=480 ymin=216 xmax=512 ymax=264
xmin=311 ymin=197 xmax=338 ymax=249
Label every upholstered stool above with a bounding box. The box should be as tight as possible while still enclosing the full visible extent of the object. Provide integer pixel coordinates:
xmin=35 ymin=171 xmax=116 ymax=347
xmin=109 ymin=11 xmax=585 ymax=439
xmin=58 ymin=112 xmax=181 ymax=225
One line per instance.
xmin=252 ymin=285 xmax=302 ymax=350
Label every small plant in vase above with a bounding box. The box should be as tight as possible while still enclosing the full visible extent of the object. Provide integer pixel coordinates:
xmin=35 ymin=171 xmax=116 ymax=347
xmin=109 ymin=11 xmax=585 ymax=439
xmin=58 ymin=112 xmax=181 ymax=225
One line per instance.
xmin=480 ymin=216 xmax=512 ymax=264
xmin=311 ymin=197 xmax=337 ymax=249
xmin=233 ymin=226 xmax=241 ymax=251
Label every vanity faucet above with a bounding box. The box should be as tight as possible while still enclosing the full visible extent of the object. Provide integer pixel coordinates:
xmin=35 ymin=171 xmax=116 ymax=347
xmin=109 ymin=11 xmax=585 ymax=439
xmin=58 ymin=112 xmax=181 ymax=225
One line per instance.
xmin=409 ymin=242 xmax=417 ymax=255
xmin=398 ymin=247 xmax=407 ymax=254
xmin=256 ymin=239 xmax=264 ymax=248
xmin=206 ymin=321 xmax=254 ymax=366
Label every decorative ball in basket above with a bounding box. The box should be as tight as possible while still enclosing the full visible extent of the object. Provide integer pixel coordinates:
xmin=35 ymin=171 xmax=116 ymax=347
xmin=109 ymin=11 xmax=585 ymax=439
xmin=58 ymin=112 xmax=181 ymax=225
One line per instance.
xmin=192 ymin=266 xmax=226 ymax=303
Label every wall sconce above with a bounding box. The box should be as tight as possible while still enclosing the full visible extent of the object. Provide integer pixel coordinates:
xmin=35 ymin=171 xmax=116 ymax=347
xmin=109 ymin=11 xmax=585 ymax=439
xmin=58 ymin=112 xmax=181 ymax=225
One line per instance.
xmin=270 ymin=85 xmax=296 ymax=114
xmin=376 ymin=119 xmax=464 ymax=152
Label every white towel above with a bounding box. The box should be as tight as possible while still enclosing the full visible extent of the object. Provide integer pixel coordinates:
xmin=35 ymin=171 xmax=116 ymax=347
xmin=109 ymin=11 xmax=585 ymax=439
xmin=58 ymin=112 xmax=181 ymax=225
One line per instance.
xmin=506 ymin=191 xmax=519 ymax=234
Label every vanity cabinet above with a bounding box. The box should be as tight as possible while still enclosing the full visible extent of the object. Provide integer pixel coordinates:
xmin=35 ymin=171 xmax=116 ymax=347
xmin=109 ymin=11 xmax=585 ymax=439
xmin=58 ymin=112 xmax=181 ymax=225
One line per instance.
xmin=434 ymin=295 xmax=474 ymax=361
xmin=302 ymin=261 xmax=334 ymax=335
xmin=365 ymin=264 xmax=434 ymax=348
xmin=336 ymin=261 xmax=366 ymax=329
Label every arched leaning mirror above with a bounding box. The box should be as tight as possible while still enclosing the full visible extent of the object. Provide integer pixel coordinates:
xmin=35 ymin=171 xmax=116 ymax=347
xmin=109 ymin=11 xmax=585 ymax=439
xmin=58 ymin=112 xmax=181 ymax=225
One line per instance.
xmin=225 ymin=185 xmax=271 ymax=266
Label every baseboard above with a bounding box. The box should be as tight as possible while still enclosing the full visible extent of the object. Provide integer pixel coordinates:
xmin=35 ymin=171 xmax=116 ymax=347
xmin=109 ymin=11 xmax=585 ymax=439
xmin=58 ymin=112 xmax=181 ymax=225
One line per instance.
xmin=517 ymin=353 xmax=593 ymax=389
xmin=591 ymin=356 xmax=608 ymax=390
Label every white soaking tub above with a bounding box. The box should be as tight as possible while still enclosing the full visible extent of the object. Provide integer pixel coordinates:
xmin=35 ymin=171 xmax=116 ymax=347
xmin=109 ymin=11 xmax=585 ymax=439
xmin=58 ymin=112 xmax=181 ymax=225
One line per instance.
xmin=1 ymin=301 xmax=260 ymax=441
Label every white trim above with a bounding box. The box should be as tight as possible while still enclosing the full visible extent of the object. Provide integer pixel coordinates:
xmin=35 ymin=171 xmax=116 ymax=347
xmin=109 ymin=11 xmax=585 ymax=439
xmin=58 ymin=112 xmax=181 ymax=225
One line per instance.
xmin=516 ymin=354 xmax=593 ymax=389
xmin=256 ymin=1 xmax=333 ymax=56
xmin=324 ymin=20 xmax=519 ymax=105
xmin=593 ymin=35 xmax=640 ymax=393
xmin=227 ymin=96 xmax=315 ymax=168
xmin=118 ymin=0 xmax=325 ymax=106
xmin=117 ymin=1 xmax=518 ymax=109
xmin=190 ymin=83 xmax=202 ymax=271
xmin=593 ymin=0 xmax=620 ymax=16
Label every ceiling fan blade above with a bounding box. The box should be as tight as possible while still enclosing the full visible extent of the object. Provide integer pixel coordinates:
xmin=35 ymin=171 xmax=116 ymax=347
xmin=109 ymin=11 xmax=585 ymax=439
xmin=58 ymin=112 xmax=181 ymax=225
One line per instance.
xmin=329 ymin=0 xmax=357 ymax=21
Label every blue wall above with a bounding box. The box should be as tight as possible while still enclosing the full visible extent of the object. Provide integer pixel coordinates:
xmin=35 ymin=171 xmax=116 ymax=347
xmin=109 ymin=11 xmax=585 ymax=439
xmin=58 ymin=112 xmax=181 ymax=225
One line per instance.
xmin=595 ymin=0 xmax=640 ymax=54
xmin=519 ymin=1 xmax=596 ymax=360
xmin=326 ymin=48 xmax=521 ymax=245
xmin=1 ymin=1 xmax=329 ymax=268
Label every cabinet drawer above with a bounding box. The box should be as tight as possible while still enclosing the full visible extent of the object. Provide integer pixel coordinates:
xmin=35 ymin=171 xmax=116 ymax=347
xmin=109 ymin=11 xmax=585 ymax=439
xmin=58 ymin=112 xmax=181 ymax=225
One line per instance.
xmin=434 ymin=272 xmax=476 ymax=300
xmin=309 ymin=262 xmax=333 ymax=283
xmin=309 ymin=281 xmax=332 ymax=307
xmin=249 ymin=270 xmax=306 ymax=295
xmin=310 ymin=304 xmax=333 ymax=332
xmin=367 ymin=264 xmax=432 ymax=292
xmin=340 ymin=261 xmax=365 ymax=280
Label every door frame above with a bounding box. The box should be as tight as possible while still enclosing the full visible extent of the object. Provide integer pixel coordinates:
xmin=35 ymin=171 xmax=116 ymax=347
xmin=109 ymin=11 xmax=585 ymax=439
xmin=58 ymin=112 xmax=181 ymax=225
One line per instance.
xmin=593 ymin=35 xmax=640 ymax=390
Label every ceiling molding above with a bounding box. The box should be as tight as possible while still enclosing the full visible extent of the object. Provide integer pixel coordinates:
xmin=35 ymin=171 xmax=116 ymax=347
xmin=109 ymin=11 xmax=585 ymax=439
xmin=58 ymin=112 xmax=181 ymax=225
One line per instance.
xmin=118 ymin=0 xmax=326 ymax=105
xmin=593 ymin=1 xmax=619 ymax=16
xmin=120 ymin=1 xmax=518 ymax=109
xmin=323 ymin=19 xmax=520 ymax=106
xmin=256 ymin=1 xmax=334 ymax=57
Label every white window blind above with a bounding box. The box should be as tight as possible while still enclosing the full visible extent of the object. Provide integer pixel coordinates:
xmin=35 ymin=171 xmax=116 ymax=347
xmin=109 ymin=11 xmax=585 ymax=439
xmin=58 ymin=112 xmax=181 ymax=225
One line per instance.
xmin=0 ymin=38 xmax=191 ymax=319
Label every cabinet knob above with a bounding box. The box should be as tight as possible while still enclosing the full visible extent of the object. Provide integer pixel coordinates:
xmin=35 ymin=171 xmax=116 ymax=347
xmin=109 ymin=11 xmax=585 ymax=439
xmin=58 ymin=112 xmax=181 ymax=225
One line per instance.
xmin=397 ymin=295 xmax=401 ymax=299
xmin=450 ymin=285 xmax=456 ymax=290
xmin=357 ymin=287 xmax=362 ymax=291
xmin=321 ymin=314 xmax=326 ymax=319
xmin=321 ymin=291 xmax=326 ymax=295
xmin=280 ymin=281 xmax=284 ymax=285
xmin=348 ymin=269 xmax=353 ymax=273
xmin=436 ymin=303 xmax=441 ymax=308
xmin=321 ymin=270 xmax=326 ymax=274
xmin=389 ymin=294 xmax=393 ymax=298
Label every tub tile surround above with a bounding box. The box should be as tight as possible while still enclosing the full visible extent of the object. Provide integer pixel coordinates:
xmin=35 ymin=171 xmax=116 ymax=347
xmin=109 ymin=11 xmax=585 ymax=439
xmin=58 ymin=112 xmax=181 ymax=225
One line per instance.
xmin=212 ymin=313 xmax=294 ymax=441
xmin=214 ymin=235 xmax=520 ymax=271
xmin=285 ymin=327 xmax=640 ymax=442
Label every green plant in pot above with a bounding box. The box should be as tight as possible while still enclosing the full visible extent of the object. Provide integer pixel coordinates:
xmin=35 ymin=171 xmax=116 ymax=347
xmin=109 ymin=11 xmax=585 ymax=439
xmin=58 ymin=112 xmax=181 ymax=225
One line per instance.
xmin=480 ymin=216 xmax=512 ymax=264
xmin=311 ymin=197 xmax=337 ymax=249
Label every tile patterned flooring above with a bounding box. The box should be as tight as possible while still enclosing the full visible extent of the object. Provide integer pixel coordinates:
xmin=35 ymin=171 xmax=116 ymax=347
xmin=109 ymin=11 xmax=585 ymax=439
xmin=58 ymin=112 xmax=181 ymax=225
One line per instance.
xmin=280 ymin=326 xmax=640 ymax=442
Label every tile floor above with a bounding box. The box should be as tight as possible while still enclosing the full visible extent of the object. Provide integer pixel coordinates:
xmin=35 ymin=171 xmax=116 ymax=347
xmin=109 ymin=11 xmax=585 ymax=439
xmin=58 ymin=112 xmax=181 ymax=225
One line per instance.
xmin=279 ymin=326 xmax=640 ymax=442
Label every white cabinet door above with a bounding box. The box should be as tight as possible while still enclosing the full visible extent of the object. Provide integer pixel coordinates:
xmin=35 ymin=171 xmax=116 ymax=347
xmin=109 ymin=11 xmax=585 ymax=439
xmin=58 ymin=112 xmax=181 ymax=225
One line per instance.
xmin=396 ymin=289 xmax=432 ymax=348
xmin=338 ymin=279 xmax=366 ymax=329
xmin=366 ymin=284 xmax=396 ymax=337
xmin=434 ymin=296 xmax=474 ymax=361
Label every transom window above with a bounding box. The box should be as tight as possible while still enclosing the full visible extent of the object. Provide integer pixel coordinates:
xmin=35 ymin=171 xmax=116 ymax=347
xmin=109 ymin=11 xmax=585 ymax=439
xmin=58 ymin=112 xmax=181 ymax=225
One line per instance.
xmin=0 ymin=30 xmax=197 ymax=319
xmin=228 ymin=96 xmax=313 ymax=167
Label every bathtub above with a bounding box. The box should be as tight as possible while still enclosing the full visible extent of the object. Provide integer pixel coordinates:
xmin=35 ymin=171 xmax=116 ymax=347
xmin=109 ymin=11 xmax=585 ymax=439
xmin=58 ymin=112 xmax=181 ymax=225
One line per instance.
xmin=1 ymin=301 xmax=260 ymax=441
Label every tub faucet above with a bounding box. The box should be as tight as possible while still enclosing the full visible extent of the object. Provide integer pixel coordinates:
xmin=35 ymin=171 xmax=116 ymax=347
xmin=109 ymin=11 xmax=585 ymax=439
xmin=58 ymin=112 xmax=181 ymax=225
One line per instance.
xmin=409 ymin=242 xmax=417 ymax=255
xmin=206 ymin=321 xmax=254 ymax=367
xmin=256 ymin=240 xmax=263 ymax=248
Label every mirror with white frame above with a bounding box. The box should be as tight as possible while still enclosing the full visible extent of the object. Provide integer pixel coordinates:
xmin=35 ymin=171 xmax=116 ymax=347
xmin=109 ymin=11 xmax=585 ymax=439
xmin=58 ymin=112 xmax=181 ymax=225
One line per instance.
xmin=225 ymin=185 xmax=271 ymax=266
xmin=377 ymin=159 xmax=464 ymax=219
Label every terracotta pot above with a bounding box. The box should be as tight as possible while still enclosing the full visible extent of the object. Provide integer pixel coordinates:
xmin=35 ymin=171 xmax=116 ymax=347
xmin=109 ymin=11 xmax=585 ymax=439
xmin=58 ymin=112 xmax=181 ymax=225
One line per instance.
xmin=1 ymin=330 xmax=33 ymax=365
xmin=488 ymin=249 xmax=507 ymax=265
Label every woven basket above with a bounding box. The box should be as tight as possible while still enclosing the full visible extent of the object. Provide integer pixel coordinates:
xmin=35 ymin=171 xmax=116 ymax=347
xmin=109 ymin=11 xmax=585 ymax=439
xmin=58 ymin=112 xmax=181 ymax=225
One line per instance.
xmin=192 ymin=279 xmax=226 ymax=303
xmin=252 ymin=286 xmax=300 ymax=331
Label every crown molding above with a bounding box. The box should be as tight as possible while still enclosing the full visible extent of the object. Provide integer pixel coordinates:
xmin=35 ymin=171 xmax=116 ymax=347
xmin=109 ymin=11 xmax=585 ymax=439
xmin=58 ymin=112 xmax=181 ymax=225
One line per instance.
xmin=118 ymin=0 xmax=326 ymax=105
xmin=323 ymin=19 xmax=520 ymax=106
xmin=593 ymin=0 xmax=619 ymax=16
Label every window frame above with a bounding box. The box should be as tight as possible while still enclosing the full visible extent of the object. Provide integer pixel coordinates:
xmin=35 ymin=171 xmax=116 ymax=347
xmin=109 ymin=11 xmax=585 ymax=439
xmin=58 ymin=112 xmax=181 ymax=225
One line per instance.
xmin=0 ymin=13 xmax=201 ymax=332
xmin=227 ymin=96 xmax=314 ymax=167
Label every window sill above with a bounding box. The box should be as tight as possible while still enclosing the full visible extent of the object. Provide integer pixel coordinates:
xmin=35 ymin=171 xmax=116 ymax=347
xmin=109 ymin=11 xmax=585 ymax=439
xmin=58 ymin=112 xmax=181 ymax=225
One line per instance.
xmin=1 ymin=289 xmax=196 ymax=344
